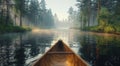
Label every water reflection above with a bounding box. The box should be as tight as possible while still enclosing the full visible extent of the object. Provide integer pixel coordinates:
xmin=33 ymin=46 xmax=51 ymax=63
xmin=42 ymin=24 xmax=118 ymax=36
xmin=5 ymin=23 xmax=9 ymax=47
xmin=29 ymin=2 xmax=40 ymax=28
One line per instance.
xmin=14 ymin=48 xmax=25 ymax=66
xmin=0 ymin=29 xmax=120 ymax=66
xmin=0 ymin=31 xmax=54 ymax=66
xmin=79 ymin=33 xmax=120 ymax=66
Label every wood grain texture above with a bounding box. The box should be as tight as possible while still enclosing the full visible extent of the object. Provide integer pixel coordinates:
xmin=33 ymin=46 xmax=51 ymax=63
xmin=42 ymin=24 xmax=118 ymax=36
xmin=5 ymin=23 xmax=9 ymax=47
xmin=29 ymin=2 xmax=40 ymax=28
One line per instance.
xmin=33 ymin=40 xmax=89 ymax=66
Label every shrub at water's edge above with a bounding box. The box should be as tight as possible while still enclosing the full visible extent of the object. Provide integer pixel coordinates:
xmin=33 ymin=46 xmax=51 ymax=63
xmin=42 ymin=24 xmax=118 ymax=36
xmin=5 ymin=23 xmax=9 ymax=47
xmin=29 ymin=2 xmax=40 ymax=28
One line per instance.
xmin=84 ymin=25 xmax=120 ymax=35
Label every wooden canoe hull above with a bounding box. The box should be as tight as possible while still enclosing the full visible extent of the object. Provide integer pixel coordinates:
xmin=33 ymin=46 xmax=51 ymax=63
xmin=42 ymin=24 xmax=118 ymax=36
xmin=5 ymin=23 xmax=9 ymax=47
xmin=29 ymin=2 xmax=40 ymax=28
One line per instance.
xmin=33 ymin=40 xmax=89 ymax=66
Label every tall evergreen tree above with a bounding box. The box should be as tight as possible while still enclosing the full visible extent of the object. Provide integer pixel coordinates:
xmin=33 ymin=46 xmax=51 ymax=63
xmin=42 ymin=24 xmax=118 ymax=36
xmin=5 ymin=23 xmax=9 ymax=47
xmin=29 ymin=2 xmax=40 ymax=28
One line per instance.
xmin=40 ymin=0 xmax=46 ymax=11
xmin=14 ymin=0 xmax=26 ymax=26
xmin=28 ymin=0 xmax=39 ymax=25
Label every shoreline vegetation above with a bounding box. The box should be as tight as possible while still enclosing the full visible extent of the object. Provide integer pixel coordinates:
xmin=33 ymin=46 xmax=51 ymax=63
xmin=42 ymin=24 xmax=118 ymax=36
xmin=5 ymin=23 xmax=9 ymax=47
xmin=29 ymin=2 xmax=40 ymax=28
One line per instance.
xmin=84 ymin=7 xmax=120 ymax=35
xmin=85 ymin=26 xmax=120 ymax=35
xmin=0 ymin=25 xmax=31 ymax=34
xmin=75 ymin=0 xmax=120 ymax=36
xmin=71 ymin=6 xmax=120 ymax=35
xmin=70 ymin=26 xmax=120 ymax=35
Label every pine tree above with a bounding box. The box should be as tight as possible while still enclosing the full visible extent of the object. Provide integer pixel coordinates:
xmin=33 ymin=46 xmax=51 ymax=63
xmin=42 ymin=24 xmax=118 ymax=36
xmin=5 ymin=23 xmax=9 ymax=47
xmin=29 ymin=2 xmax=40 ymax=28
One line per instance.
xmin=40 ymin=0 xmax=46 ymax=11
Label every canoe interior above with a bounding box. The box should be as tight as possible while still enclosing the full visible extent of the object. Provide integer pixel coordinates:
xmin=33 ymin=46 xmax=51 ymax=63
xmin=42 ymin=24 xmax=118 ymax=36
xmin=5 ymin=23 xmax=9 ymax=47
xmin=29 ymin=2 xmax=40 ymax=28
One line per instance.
xmin=33 ymin=40 xmax=89 ymax=66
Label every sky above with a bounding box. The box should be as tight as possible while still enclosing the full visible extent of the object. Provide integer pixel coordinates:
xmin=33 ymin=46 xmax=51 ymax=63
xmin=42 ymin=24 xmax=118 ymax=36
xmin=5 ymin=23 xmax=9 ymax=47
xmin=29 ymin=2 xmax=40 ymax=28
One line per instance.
xmin=39 ymin=0 xmax=78 ymax=21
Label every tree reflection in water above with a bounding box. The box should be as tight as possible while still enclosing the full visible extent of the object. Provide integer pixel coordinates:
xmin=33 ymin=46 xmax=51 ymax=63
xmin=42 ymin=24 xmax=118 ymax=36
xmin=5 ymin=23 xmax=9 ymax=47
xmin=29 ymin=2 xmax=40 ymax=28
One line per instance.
xmin=0 ymin=30 xmax=120 ymax=66
xmin=0 ymin=32 xmax=54 ymax=66
xmin=0 ymin=34 xmax=14 ymax=66
xmin=14 ymin=48 xmax=25 ymax=66
xmin=79 ymin=33 xmax=120 ymax=66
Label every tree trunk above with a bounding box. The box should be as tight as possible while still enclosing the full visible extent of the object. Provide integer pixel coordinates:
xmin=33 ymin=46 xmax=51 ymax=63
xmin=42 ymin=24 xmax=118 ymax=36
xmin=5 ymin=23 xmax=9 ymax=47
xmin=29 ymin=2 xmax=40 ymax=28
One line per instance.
xmin=6 ymin=0 xmax=9 ymax=25
xmin=20 ymin=12 xmax=22 ymax=26
xmin=88 ymin=0 xmax=91 ymax=27
xmin=97 ymin=0 xmax=101 ymax=25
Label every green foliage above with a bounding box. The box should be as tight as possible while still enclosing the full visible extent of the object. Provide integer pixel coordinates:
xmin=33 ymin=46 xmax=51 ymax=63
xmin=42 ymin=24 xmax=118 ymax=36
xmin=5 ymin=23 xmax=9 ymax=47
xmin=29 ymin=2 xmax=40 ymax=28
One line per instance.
xmin=114 ymin=26 xmax=120 ymax=32
xmin=0 ymin=25 xmax=30 ymax=33
xmin=98 ymin=7 xmax=110 ymax=26
xmin=88 ymin=25 xmax=115 ymax=33
xmin=89 ymin=26 xmax=99 ymax=32
xmin=99 ymin=7 xmax=110 ymax=19
xmin=0 ymin=16 xmax=6 ymax=25
xmin=28 ymin=0 xmax=40 ymax=22
xmin=86 ymin=7 xmax=119 ymax=34
xmin=76 ymin=0 xmax=120 ymax=34
xmin=14 ymin=0 xmax=26 ymax=14
xmin=104 ymin=25 xmax=115 ymax=33
xmin=96 ymin=7 xmax=120 ymax=33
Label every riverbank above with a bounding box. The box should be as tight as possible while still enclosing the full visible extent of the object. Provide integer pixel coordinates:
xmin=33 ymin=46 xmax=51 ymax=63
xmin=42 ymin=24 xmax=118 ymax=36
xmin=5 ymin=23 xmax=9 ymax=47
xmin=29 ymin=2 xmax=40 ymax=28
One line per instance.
xmin=70 ymin=26 xmax=120 ymax=35
xmin=0 ymin=25 xmax=31 ymax=33
xmin=86 ymin=26 xmax=120 ymax=35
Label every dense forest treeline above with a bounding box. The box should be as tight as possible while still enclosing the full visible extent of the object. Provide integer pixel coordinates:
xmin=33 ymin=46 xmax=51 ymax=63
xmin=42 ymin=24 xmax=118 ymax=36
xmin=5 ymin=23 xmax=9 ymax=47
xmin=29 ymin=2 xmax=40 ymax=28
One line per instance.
xmin=0 ymin=0 xmax=54 ymax=33
xmin=14 ymin=0 xmax=54 ymax=28
xmin=75 ymin=0 xmax=120 ymax=34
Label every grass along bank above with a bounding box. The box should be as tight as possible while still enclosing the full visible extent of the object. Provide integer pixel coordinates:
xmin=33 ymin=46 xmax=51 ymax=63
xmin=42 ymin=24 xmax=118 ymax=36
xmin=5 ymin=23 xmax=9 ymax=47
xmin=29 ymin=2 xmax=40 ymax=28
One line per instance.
xmin=0 ymin=25 xmax=31 ymax=33
xmin=83 ymin=25 xmax=120 ymax=35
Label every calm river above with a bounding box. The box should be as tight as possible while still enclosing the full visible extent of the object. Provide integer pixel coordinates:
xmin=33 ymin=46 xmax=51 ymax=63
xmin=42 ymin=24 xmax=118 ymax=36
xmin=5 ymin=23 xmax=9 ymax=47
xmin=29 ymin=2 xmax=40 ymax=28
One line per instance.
xmin=0 ymin=29 xmax=120 ymax=66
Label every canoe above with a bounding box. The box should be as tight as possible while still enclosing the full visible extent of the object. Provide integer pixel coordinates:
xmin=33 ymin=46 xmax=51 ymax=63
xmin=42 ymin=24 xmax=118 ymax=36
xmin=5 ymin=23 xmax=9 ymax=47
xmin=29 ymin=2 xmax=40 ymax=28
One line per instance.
xmin=33 ymin=40 xmax=89 ymax=66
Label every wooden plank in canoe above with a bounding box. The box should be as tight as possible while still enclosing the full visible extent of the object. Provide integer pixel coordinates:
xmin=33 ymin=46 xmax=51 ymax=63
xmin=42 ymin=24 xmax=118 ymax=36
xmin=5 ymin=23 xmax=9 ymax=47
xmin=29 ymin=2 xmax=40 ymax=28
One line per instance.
xmin=33 ymin=40 xmax=89 ymax=66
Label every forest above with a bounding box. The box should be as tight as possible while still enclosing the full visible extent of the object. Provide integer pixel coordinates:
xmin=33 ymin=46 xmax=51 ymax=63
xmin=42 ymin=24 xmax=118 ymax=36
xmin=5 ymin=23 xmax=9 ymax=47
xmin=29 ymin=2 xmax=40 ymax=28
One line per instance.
xmin=0 ymin=0 xmax=120 ymax=66
xmin=1 ymin=0 xmax=120 ymax=34
xmin=0 ymin=0 xmax=54 ymax=33
xmin=70 ymin=0 xmax=120 ymax=34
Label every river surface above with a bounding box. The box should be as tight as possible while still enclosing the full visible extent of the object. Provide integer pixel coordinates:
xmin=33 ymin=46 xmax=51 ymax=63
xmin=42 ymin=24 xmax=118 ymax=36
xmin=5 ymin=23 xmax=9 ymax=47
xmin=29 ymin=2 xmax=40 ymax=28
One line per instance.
xmin=0 ymin=29 xmax=120 ymax=66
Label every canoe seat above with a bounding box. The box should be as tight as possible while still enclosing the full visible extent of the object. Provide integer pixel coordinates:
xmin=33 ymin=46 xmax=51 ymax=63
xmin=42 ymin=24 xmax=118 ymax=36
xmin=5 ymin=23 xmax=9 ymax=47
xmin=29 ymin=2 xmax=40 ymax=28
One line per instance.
xmin=47 ymin=52 xmax=74 ymax=54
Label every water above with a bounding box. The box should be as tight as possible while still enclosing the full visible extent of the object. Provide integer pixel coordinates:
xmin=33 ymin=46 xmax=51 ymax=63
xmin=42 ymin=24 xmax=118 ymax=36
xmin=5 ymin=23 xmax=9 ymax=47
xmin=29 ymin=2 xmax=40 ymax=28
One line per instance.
xmin=0 ymin=29 xmax=120 ymax=66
